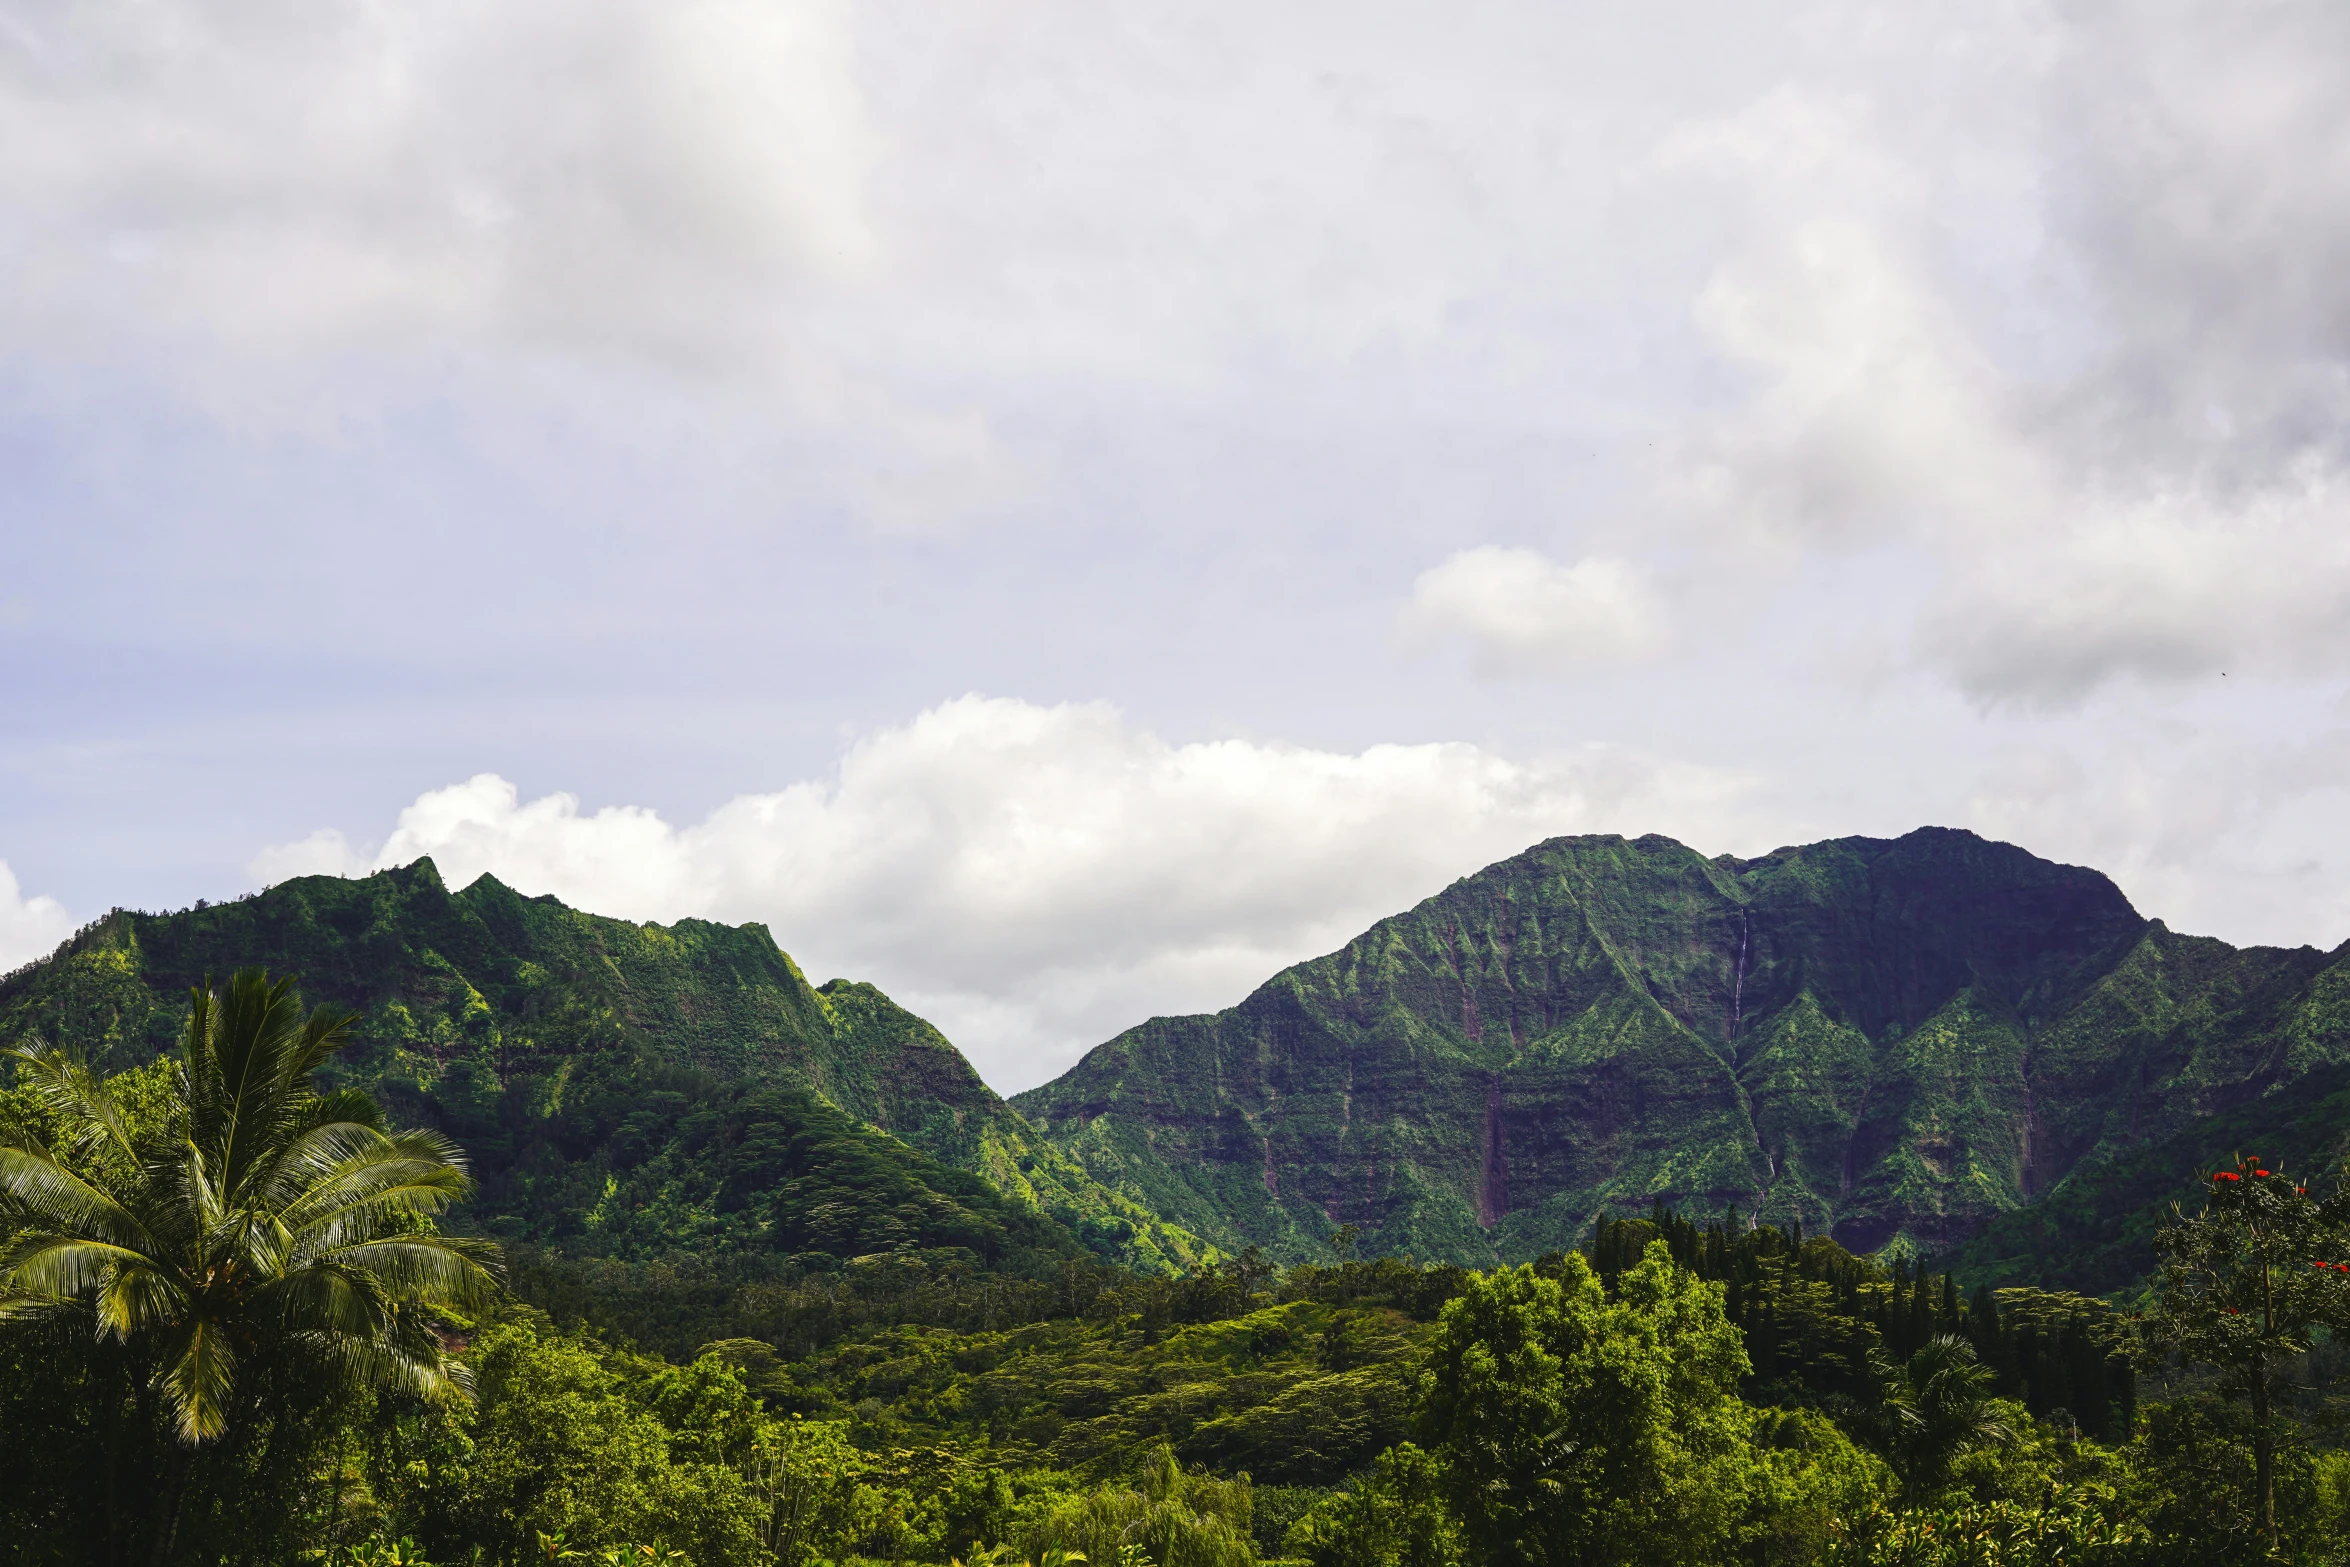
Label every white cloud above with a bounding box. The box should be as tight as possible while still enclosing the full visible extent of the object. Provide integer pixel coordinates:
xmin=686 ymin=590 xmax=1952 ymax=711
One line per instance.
xmin=246 ymin=829 xmax=370 ymax=887
xmin=255 ymin=695 xmax=1759 ymax=1090
xmin=1400 ymin=548 xmax=1669 ymax=675
xmin=0 ymin=0 xmax=878 ymax=357
xmin=1410 ymin=9 xmax=2350 ymax=706
xmin=0 ymin=862 xmax=73 ymax=974
xmin=1671 ymin=214 xmax=2350 ymax=704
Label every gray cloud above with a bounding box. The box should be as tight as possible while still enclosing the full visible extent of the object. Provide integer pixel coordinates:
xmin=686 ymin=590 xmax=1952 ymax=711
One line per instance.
xmin=5 ymin=0 xmax=2350 ymax=1070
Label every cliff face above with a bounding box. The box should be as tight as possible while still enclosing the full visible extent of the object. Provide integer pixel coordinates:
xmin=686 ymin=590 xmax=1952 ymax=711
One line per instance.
xmin=0 ymin=862 xmax=1210 ymax=1272
xmin=1012 ymin=828 xmax=2350 ymax=1264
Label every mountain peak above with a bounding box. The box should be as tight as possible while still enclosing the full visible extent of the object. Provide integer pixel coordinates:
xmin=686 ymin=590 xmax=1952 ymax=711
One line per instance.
xmin=1013 ymin=825 xmax=2263 ymax=1267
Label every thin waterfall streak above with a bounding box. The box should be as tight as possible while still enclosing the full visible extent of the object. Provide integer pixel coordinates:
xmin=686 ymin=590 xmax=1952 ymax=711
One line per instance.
xmin=1729 ymin=911 xmax=1749 ymax=1043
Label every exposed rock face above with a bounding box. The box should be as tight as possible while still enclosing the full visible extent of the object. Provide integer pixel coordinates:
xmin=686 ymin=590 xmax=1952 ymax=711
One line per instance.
xmin=1013 ymin=829 xmax=2350 ymax=1265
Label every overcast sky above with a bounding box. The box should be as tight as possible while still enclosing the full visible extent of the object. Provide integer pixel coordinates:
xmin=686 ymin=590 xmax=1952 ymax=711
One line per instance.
xmin=5 ymin=0 xmax=2349 ymax=1091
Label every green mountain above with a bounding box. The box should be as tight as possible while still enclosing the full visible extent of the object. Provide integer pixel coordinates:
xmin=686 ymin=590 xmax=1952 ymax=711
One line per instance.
xmin=0 ymin=860 xmax=1211 ymax=1273
xmin=1012 ymin=828 xmax=2350 ymax=1270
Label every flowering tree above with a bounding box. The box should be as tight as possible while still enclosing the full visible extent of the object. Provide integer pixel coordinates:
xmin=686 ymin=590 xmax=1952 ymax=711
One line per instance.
xmin=2140 ymin=1150 xmax=2350 ymax=1538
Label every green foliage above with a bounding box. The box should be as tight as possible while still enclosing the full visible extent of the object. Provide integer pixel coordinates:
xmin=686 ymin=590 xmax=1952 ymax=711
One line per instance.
xmin=2140 ymin=1151 xmax=2350 ymax=1534
xmin=1592 ymin=1206 xmax=2137 ymax=1439
xmin=1013 ymin=829 xmax=2350 ymax=1283
xmin=24 ymin=997 xmax=2350 ymax=1566
xmin=1283 ymin=1443 xmax=1459 ymax=1567
xmin=1021 ymin=1445 xmax=1255 ymax=1567
xmin=745 ymin=1415 xmax=873 ymax=1566
xmin=1417 ymin=1241 xmax=1760 ymax=1565
xmin=1872 ymin=1337 xmax=2016 ymax=1500
xmin=1818 ymin=1489 xmax=2150 ymax=1566
xmin=0 ymin=863 xmax=1212 ymax=1278
xmin=0 ymin=969 xmax=499 ymax=1563
xmin=393 ymin=1323 xmax=764 ymax=1565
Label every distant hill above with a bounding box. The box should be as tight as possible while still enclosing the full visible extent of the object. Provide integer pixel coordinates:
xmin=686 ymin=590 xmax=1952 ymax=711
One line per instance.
xmin=1012 ymin=828 xmax=2350 ymax=1273
xmin=14 ymin=830 xmax=2348 ymax=1294
xmin=0 ymin=860 xmax=1211 ymax=1274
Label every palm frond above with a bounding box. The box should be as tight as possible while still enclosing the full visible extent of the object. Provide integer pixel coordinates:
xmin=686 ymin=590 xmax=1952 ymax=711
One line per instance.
xmin=259 ymin=1260 xmax=392 ymax=1339
xmin=291 ymin=1316 xmax=474 ymax=1405
xmin=97 ymin=1258 xmax=193 ymax=1337
xmin=0 ymin=1235 xmax=155 ymax=1303
xmin=310 ymin=1088 xmax=387 ymax=1132
xmin=173 ymin=1135 xmax=227 ymax=1234
xmin=280 ymin=1152 xmax=475 ymax=1238
xmin=0 ymin=1145 xmax=162 ymax=1253
xmin=4 ymin=1037 xmax=141 ymax=1165
xmin=264 ymin=1121 xmax=422 ymax=1205
xmin=0 ymin=1287 xmax=85 ymax=1325
xmin=161 ymin=1313 xmax=242 ymax=1444
xmin=277 ymin=999 xmax=361 ymax=1097
xmin=309 ymin=1236 xmax=502 ymax=1308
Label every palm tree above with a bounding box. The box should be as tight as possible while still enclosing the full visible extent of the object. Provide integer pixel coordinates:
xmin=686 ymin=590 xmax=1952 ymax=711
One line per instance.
xmin=1873 ymin=1333 xmax=2014 ymax=1501
xmin=0 ymin=968 xmax=501 ymax=1564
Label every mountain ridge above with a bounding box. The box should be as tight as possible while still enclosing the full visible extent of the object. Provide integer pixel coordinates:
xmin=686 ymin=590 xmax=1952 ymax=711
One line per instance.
xmin=1013 ymin=827 xmax=2350 ymax=1270
xmin=13 ymin=826 xmax=2350 ymax=1292
xmin=0 ymin=859 xmax=1213 ymax=1274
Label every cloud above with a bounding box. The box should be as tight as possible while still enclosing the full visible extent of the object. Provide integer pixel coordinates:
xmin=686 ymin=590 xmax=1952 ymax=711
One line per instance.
xmin=0 ymin=0 xmax=878 ymax=359
xmin=253 ymin=695 xmax=1758 ymax=1090
xmin=0 ymin=862 xmax=73 ymax=974
xmin=1400 ymin=548 xmax=1669 ymax=675
xmin=1674 ymin=215 xmax=2350 ymax=705
xmin=246 ymin=829 xmax=369 ymax=886
xmin=1409 ymin=9 xmax=2350 ymax=706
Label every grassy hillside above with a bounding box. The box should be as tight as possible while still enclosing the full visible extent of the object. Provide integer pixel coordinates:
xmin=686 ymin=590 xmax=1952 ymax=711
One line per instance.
xmin=0 ymin=861 xmax=1211 ymax=1273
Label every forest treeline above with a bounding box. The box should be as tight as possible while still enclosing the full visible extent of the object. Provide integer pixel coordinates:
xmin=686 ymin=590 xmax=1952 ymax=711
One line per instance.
xmin=13 ymin=974 xmax=2350 ymax=1565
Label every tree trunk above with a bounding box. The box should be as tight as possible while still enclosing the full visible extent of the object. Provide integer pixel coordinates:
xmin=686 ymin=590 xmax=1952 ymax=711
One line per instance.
xmin=102 ymin=1347 xmax=126 ymax=1567
xmin=148 ymin=1445 xmax=191 ymax=1567
xmin=2253 ymin=1362 xmax=2276 ymax=1538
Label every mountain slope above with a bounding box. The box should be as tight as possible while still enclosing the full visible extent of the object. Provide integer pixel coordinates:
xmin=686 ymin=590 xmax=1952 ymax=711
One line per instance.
xmin=0 ymin=861 xmax=1210 ymax=1272
xmin=1013 ymin=828 xmax=2350 ymax=1266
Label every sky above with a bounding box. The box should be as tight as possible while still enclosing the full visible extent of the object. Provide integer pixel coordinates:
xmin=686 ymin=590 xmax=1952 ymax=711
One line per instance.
xmin=5 ymin=0 xmax=2350 ymax=1093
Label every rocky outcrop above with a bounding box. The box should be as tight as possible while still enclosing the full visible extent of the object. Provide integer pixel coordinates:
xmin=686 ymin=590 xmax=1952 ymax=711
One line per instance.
xmin=1013 ymin=828 xmax=2350 ymax=1265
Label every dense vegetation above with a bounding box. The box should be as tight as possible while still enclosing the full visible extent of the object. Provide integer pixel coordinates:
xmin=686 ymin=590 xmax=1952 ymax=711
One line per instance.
xmin=14 ymin=822 xmax=2350 ymax=1566
xmin=0 ymin=863 xmax=1207 ymax=1274
xmin=21 ymin=835 xmax=2350 ymax=1296
xmin=21 ymin=979 xmax=2350 ymax=1565
xmin=1016 ymin=828 xmax=2350 ymax=1267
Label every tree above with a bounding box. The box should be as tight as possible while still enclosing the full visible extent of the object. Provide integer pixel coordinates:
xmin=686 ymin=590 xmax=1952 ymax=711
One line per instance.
xmin=408 ymin=1324 xmax=767 ymax=1564
xmin=0 ymin=969 xmax=500 ymax=1563
xmin=1416 ymin=1241 xmax=1754 ymax=1567
xmin=1869 ymin=1334 xmax=2012 ymax=1500
xmin=2140 ymin=1150 xmax=2350 ymax=1540
xmin=1023 ymin=1444 xmax=1256 ymax=1567
xmin=1285 ymin=1442 xmax=1460 ymax=1567
xmin=745 ymin=1413 xmax=875 ymax=1567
